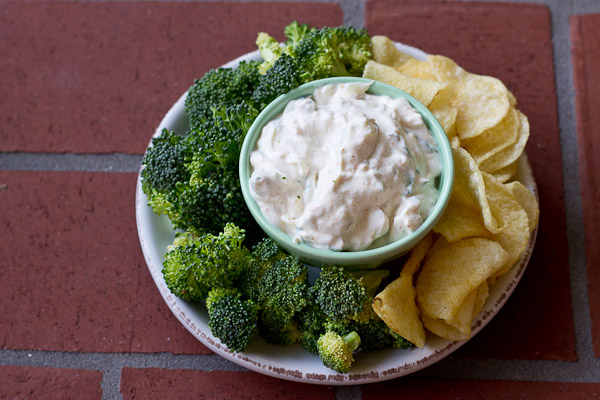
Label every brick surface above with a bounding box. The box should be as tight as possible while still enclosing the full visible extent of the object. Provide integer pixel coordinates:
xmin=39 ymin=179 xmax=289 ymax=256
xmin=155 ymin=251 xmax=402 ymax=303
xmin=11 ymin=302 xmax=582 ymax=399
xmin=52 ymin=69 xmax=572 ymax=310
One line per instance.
xmin=571 ymin=12 xmax=600 ymax=357
xmin=366 ymin=0 xmax=574 ymax=361
xmin=0 ymin=365 xmax=102 ymax=400
xmin=0 ymin=2 xmax=342 ymax=154
xmin=362 ymin=378 xmax=600 ymax=399
xmin=0 ymin=171 xmax=209 ymax=354
xmin=120 ymin=368 xmax=335 ymax=400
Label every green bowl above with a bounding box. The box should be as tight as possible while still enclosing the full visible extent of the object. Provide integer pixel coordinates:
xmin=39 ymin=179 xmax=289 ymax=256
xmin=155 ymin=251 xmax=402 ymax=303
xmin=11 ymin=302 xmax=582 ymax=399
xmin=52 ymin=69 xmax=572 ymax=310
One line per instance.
xmin=239 ymin=77 xmax=454 ymax=269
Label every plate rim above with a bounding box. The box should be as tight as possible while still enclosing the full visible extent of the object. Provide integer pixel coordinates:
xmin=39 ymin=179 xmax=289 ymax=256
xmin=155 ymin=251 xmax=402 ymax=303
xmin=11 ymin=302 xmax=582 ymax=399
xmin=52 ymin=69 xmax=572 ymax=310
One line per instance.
xmin=135 ymin=42 xmax=539 ymax=385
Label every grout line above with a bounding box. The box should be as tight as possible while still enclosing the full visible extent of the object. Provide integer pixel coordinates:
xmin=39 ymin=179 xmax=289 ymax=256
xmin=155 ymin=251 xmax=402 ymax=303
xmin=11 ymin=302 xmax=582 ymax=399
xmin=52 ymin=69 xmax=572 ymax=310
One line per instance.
xmin=1 ymin=348 xmax=600 ymax=384
xmin=0 ymin=152 xmax=143 ymax=173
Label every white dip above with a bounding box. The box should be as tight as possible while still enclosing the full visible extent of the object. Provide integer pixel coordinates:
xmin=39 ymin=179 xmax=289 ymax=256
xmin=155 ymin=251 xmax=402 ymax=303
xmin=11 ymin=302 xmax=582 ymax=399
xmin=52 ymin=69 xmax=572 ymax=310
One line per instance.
xmin=249 ymin=81 xmax=441 ymax=251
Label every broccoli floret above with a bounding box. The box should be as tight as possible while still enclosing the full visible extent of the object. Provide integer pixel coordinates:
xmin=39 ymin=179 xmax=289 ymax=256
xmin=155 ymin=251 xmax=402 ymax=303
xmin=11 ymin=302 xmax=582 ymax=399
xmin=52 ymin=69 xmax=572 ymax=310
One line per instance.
xmin=317 ymin=330 xmax=361 ymax=373
xmin=161 ymin=224 xmax=250 ymax=301
xmin=310 ymin=265 xmax=370 ymax=323
xmin=141 ymin=129 xmax=192 ymax=220
xmin=255 ymin=256 xmax=309 ymax=344
xmin=185 ymin=61 xmax=261 ymax=129
xmin=206 ymin=287 xmax=258 ymax=352
xmin=336 ymin=26 xmax=373 ymax=76
xmin=283 ymin=21 xmax=315 ymax=50
xmin=187 ymin=101 xmax=259 ymax=171
xmin=296 ymin=302 xmax=328 ymax=354
xmin=294 ymin=26 xmax=372 ymax=83
xmin=238 ymin=239 xmax=309 ymax=344
xmin=256 ymin=32 xmax=292 ymax=75
xmin=253 ymin=54 xmax=303 ymax=109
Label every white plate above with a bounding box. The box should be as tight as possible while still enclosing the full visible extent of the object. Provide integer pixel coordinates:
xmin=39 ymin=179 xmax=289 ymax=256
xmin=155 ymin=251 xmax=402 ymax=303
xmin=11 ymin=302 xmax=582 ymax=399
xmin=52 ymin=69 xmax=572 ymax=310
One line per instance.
xmin=135 ymin=43 xmax=538 ymax=385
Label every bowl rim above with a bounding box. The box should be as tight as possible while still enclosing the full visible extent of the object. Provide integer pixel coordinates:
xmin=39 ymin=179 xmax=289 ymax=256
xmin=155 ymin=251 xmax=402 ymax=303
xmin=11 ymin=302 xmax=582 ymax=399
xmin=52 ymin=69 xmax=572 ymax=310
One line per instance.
xmin=239 ymin=76 xmax=454 ymax=267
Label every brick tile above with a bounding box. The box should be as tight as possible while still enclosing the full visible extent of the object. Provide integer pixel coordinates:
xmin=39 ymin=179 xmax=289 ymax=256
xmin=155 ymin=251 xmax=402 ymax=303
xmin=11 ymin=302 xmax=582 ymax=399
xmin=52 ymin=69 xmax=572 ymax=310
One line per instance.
xmin=0 ymin=2 xmax=342 ymax=154
xmin=366 ymin=0 xmax=574 ymax=361
xmin=0 ymin=365 xmax=102 ymax=400
xmin=120 ymin=368 xmax=335 ymax=400
xmin=0 ymin=171 xmax=209 ymax=354
xmin=571 ymin=13 xmax=600 ymax=357
xmin=362 ymin=378 xmax=600 ymax=399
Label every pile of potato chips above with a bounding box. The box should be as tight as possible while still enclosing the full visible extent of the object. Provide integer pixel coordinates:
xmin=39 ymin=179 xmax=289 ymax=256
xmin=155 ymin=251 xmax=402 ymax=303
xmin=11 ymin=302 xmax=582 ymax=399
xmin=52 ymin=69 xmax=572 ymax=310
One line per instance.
xmin=366 ymin=36 xmax=540 ymax=346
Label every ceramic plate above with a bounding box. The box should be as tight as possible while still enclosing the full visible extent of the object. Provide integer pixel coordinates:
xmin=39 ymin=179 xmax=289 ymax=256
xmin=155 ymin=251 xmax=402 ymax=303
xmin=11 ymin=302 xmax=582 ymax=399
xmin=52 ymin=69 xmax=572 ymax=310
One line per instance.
xmin=135 ymin=42 xmax=538 ymax=385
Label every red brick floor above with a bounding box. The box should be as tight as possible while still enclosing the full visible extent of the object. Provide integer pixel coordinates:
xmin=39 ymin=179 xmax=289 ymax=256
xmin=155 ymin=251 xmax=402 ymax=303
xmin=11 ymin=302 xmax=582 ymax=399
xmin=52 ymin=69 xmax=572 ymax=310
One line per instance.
xmin=120 ymin=368 xmax=335 ymax=400
xmin=366 ymin=0 xmax=574 ymax=361
xmin=0 ymin=365 xmax=103 ymax=400
xmin=0 ymin=170 xmax=208 ymax=354
xmin=571 ymin=12 xmax=600 ymax=357
xmin=363 ymin=379 xmax=600 ymax=400
xmin=0 ymin=1 xmax=342 ymax=154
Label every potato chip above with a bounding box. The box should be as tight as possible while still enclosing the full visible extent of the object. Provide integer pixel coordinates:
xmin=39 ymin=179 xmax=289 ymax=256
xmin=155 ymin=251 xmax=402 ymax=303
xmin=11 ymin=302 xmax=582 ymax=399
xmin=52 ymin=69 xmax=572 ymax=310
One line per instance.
xmin=462 ymin=108 xmax=520 ymax=165
xmin=433 ymin=148 xmax=491 ymax=242
xmin=505 ymin=181 xmax=539 ymax=232
xmin=372 ymin=235 xmax=432 ymax=348
xmin=473 ymin=281 xmax=489 ymax=318
xmin=399 ymin=58 xmax=437 ymax=80
xmin=421 ymin=280 xmax=488 ymax=341
xmin=482 ymin=172 xmax=531 ymax=276
xmin=373 ymin=274 xmax=426 ymax=348
xmin=402 ymin=233 xmax=434 ymax=276
xmin=427 ymin=55 xmax=510 ymax=140
xmin=491 ymin=160 xmax=519 ymax=183
xmin=445 ymin=287 xmax=477 ymax=334
xmin=371 ymin=35 xmax=414 ymax=69
xmin=416 ymin=237 xmax=509 ymax=321
xmin=453 ymin=75 xmax=511 ymax=141
xmin=421 ymin=314 xmax=469 ymax=341
xmin=362 ymin=61 xmax=447 ymax=106
xmin=428 ymin=84 xmax=459 ymax=144
xmin=427 ymin=55 xmax=467 ymax=82
xmin=479 ymin=111 xmax=530 ymax=173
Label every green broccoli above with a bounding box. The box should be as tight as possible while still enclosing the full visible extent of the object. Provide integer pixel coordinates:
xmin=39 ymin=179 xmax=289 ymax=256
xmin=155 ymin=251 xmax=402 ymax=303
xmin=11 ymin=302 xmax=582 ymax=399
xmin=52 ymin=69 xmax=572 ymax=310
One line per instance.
xmin=317 ymin=330 xmax=361 ymax=373
xmin=161 ymin=223 xmax=250 ymax=301
xmin=296 ymin=301 xmax=328 ymax=354
xmin=185 ymin=61 xmax=261 ymax=129
xmin=237 ymin=238 xmax=309 ymax=345
xmin=140 ymin=129 xmax=192 ymax=220
xmin=293 ymin=26 xmax=372 ymax=83
xmin=336 ymin=26 xmax=373 ymax=76
xmin=256 ymin=32 xmax=292 ymax=75
xmin=187 ymin=101 xmax=259 ymax=170
xmin=255 ymin=255 xmax=309 ymax=344
xmin=283 ymin=21 xmax=315 ymax=51
xmin=206 ymin=287 xmax=259 ymax=352
xmin=252 ymin=53 xmax=303 ymax=110
xmin=309 ymin=265 xmax=370 ymax=323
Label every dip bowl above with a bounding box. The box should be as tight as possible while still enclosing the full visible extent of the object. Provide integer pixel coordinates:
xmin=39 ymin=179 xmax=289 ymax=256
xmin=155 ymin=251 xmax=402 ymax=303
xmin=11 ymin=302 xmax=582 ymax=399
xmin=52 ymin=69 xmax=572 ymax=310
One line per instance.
xmin=239 ymin=77 xmax=454 ymax=269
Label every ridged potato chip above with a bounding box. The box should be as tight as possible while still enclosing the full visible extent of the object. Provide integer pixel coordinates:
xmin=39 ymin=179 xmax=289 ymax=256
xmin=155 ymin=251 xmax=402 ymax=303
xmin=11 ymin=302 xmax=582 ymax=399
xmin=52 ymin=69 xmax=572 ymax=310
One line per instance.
xmin=372 ymin=235 xmax=432 ymax=348
xmin=433 ymin=147 xmax=492 ymax=242
xmin=421 ymin=281 xmax=488 ymax=341
xmin=427 ymin=55 xmax=510 ymax=141
xmin=362 ymin=60 xmax=447 ymax=106
xmin=505 ymin=181 xmax=540 ymax=232
xmin=482 ymin=172 xmax=531 ymax=276
xmin=491 ymin=160 xmax=519 ymax=183
xmin=416 ymin=237 xmax=509 ymax=322
xmin=371 ymin=35 xmax=414 ymax=69
xmin=462 ymin=108 xmax=520 ymax=165
xmin=399 ymin=58 xmax=437 ymax=80
xmin=429 ymin=84 xmax=459 ymax=145
xmin=479 ymin=112 xmax=530 ymax=173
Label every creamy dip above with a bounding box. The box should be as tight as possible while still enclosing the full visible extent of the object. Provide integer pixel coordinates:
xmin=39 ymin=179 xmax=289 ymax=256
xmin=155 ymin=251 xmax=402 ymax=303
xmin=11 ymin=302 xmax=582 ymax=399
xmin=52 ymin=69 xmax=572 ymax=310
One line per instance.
xmin=249 ymin=81 xmax=441 ymax=251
